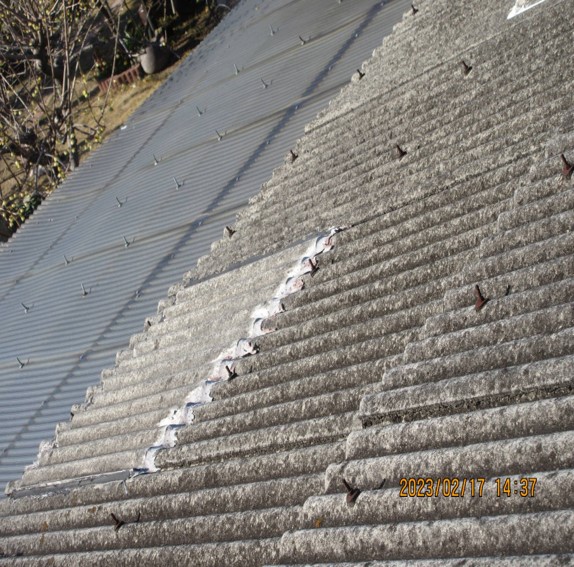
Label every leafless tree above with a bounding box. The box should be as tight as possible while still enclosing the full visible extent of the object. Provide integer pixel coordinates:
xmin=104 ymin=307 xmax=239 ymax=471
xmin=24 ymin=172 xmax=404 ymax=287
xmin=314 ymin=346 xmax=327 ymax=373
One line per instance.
xmin=0 ymin=0 xmax=109 ymax=229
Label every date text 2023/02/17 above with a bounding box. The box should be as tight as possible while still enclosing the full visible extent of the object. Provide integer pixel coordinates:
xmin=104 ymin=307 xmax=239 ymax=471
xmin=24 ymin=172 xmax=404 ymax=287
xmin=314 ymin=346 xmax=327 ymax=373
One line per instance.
xmin=399 ymin=477 xmax=537 ymax=498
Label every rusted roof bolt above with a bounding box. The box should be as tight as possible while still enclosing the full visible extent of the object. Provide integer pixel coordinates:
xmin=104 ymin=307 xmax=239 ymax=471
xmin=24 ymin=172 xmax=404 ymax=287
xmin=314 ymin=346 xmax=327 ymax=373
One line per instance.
xmin=561 ymin=154 xmax=574 ymax=178
xmin=342 ymin=478 xmax=361 ymax=505
xmin=474 ymin=284 xmax=489 ymax=311
xmin=110 ymin=513 xmax=125 ymax=532
xmin=225 ymin=365 xmax=238 ymax=380
xmin=307 ymin=257 xmax=319 ymax=276
xmin=460 ymin=60 xmax=473 ymax=76
xmin=395 ymin=144 xmax=407 ymax=160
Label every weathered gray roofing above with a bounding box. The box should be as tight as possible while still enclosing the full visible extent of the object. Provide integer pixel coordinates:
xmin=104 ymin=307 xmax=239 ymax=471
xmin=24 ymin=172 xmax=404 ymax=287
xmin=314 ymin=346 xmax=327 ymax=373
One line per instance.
xmin=1 ymin=0 xmax=574 ymax=563
xmin=0 ymin=0 xmax=411 ymax=497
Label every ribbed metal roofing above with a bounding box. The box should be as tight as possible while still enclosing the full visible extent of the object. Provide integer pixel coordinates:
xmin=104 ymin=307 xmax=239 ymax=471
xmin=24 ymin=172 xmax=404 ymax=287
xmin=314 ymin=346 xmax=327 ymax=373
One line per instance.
xmin=0 ymin=0 xmax=412 ymax=496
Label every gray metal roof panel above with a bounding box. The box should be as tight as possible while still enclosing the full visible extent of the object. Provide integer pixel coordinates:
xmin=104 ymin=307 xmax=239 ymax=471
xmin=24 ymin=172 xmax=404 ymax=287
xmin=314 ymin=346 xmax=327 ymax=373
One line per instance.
xmin=0 ymin=0 xmax=412 ymax=495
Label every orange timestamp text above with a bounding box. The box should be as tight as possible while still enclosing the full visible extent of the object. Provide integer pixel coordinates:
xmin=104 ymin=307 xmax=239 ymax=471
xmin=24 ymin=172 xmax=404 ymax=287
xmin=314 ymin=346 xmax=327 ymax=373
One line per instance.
xmin=399 ymin=477 xmax=537 ymax=498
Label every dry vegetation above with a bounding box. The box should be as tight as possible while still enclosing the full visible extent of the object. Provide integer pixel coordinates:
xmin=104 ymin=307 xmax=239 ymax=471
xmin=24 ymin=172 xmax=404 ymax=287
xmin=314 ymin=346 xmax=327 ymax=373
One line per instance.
xmin=0 ymin=0 xmax=228 ymax=239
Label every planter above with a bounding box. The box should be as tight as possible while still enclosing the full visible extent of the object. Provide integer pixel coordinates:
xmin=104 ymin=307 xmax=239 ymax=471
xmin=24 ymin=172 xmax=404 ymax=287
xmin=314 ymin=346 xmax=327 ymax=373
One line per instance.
xmin=139 ymin=44 xmax=172 ymax=75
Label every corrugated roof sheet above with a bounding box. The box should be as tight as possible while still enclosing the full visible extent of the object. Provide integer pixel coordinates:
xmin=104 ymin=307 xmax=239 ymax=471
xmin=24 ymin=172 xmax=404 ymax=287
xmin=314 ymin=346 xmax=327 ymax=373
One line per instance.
xmin=0 ymin=0 xmax=573 ymax=563
xmin=0 ymin=0 xmax=412 ymax=496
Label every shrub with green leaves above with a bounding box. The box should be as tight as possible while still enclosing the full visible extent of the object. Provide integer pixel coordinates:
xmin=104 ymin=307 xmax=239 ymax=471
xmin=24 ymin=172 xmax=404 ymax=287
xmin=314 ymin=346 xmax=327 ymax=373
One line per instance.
xmin=1 ymin=192 xmax=42 ymax=231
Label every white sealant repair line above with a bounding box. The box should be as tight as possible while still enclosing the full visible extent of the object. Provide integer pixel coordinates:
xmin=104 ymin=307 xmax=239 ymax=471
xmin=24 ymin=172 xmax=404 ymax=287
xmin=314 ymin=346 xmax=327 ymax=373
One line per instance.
xmin=507 ymin=0 xmax=547 ymax=19
xmin=139 ymin=226 xmax=349 ymax=473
